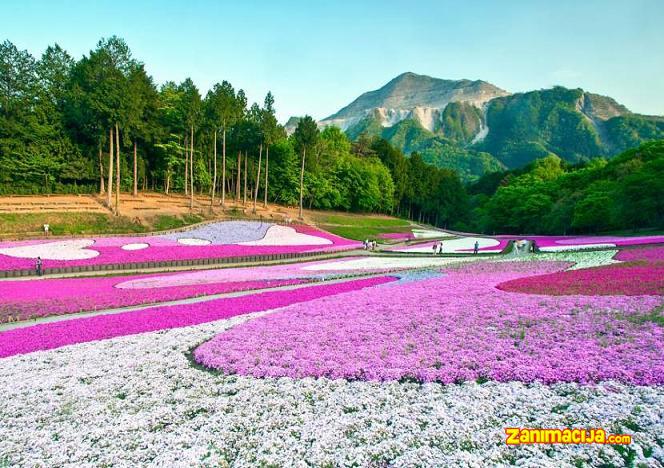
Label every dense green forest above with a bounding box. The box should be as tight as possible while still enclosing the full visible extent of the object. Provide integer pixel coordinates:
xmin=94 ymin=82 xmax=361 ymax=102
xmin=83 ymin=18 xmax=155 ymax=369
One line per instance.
xmin=1 ymin=37 xmax=662 ymax=234
xmin=465 ymin=140 xmax=664 ymax=234
xmin=0 ymin=37 xmax=465 ymax=227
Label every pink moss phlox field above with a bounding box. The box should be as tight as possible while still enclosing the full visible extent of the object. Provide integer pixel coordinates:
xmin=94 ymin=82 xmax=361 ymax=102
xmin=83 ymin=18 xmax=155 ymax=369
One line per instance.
xmin=0 ymin=276 xmax=395 ymax=358
xmin=497 ymin=234 xmax=664 ymax=248
xmin=0 ymin=256 xmax=398 ymax=322
xmin=0 ymin=224 xmax=360 ymax=271
xmin=114 ymin=257 xmax=368 ymax=290
xmin=497 ymin=264 xmax=664 ymax=296
xmin=616 ymin=245 xmax=664 ymax=263
xmin=499 ymin=246 xmax=664 ymax=296
xmin=0 ymin=276 xmax=308 ymax=323
xmin=194 ymin=260 xmax=664 ymax=385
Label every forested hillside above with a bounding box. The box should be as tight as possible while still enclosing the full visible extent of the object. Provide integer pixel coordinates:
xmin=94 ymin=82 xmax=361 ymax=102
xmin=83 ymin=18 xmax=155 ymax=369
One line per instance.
xmin=1 ymin=37 xmax=662 ymax=236
xmin=0 ymin=38 xmax=467 ymax=228
xmin=319 ymin=73 xmax=664 ymax=180
xmin=477 ymin=87 xmax=664 ymax=168
xmin=466 ymin=140 xmax=664 ymax=234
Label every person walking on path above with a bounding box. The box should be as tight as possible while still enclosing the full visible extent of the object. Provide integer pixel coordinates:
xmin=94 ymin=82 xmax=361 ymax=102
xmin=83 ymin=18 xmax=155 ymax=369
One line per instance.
xmin=432 ymin=242 xmax=438 ymax=255
xmin=474 ymin=240 xmax=479 ymax=255
xmin=438 ymin=242 xmax=444 ymax=255
xmin=36 ymin=257 xmax=43 ymax=276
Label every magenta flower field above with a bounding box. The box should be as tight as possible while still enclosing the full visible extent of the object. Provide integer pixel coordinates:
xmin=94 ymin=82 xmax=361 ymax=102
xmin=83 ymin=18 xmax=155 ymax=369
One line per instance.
xmin=194 ymin=259 xmax=664 ymax=385
xmin=498 ymin=246 xmax=664 ymax=296
xmin=0 ymin=256 xmax=410 ymax=323
xmin=0 ymin=222 xmax=360 ymax=271
xmin=0 ymin=276 xmax=309 ymax=323
xmin=0 ymin=276 xmax=395 ymax=358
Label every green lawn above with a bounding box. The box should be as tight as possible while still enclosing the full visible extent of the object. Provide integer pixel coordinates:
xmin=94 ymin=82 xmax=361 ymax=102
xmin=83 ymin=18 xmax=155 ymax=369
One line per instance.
xmin=0 ymin=212 xmax=146 ymax=237
xmin=151 ymin=214 xmax=204 ymax=231
xmin=321 ymin=224 xmax=413 ymax=240
xmin=0 ymin=212 xmax=205 ymax=238
xmin=312 ymin=213 xmax=410 ymax=228
xmin=0 ymin=208 xmax=414 ymax=241
xmin=310 ymin=212 xmax=413 ymax=240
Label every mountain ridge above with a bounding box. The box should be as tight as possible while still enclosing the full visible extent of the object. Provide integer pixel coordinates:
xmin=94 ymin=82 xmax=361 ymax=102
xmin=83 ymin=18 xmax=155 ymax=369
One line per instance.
xmin=286 ymin=72 xmax=664 ymax=180
xmin=319 ymin=72 xmax=509 ymax=132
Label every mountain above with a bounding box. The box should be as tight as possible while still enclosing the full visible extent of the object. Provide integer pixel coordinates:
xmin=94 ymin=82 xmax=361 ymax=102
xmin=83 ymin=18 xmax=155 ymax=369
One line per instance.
xmin=477 ymin=86 xmax=664 ymax=167
xmin=284 ymin=116 xmax=301 ymax=136
xmin=315 ymin=72 xmax=664 ymax=180
xmin=319 ymin=72 xmax=509 ymax=132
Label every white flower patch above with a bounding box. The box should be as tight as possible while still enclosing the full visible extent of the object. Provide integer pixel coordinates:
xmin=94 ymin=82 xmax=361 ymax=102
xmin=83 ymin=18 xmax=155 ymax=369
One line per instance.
xmin=0 ymin=239 xmax=99 ymax=260
xmin=539 ymin=243 xmax=616 ymax=252
xmin=301 ymin=256 xmax=478 ymax=271
xmin=239 ymin=225 xmax=332 ymax=246
xmin=397 ymin=237 xmax=500 ymax=253
xmin=499 ymin=250 xmax=620 ymax=271
xmin=0 ymin=315 xmax=661 ymax=467
xmin=120 ymin=243 xmax=150 ymax=251
xmin=537 ymin=250 xmax=620 ymax=270
xmin=411 ymin=229 xmax=453 ymax=239
xmin=177 ymin=238 xmax=212 ymax=246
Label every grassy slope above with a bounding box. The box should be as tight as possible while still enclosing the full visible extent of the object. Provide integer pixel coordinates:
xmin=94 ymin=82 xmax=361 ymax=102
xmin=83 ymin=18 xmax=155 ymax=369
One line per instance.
xmin=310 ymin=212 xmax=412 ymax=240
xmin=0 ymin=212 xmax=205 ymax=237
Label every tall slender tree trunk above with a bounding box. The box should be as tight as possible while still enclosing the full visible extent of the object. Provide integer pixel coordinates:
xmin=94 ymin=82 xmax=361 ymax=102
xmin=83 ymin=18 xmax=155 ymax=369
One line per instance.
xmin=189 ymin=125 xmax=194 ymax=210
xmin=107 ymin=128 xmax=114 ymax=208
xmin=115 ymin=123 xmax=120 ymax=215
xmin=184 ymin=135 xmax=188 ymax=196
xmin=133 ymin=140 xmax=138 ymax=197
xmin=243 ymin=151 xmax=248 ymax=206
xmin=98 ymin=143 xmax=105 ymax=195
xmin=236 ymin=151 xmax=241 ymax=202
xmin=221 ymin=127 xmax=226 ymax=207
xmin=253 ymin=144 xmax=262 ymax=213
xmin=299 ymin=147 xmax=306 ymax=219
xmin=211 ymin=130 xmax=217 ymax=207
xmin=263 ymin=144 xmax=269 ymax=208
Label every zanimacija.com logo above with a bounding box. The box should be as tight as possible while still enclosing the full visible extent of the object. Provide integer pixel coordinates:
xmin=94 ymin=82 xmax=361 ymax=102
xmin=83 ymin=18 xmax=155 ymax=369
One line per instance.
xmin=505 ymin=428 xmax=632 ymax=445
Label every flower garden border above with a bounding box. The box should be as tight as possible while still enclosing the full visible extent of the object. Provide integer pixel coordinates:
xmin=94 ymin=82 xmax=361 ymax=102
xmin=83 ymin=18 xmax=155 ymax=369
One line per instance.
xmin=0 ymin=249 xmax=356 ymax=279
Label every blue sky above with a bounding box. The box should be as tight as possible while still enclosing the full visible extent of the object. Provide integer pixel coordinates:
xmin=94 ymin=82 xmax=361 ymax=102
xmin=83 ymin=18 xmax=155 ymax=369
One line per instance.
xmin=2 ymin=0 xmax=663 ymax=121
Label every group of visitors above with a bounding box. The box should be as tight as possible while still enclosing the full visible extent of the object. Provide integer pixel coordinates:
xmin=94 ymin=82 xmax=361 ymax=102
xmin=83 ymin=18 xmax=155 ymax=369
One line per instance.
xmin=363 ymin=239 xmax=378 ymax=251
xmin=431 ymin=239 xmax=481 ymax=255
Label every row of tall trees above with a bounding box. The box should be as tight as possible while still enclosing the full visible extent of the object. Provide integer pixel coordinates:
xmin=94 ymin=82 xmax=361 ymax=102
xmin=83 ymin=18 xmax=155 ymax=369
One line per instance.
xmin=4 ymin=37 xmax=662 ymax=234
xmin=1 ymin=37 xmax=471 ymax=227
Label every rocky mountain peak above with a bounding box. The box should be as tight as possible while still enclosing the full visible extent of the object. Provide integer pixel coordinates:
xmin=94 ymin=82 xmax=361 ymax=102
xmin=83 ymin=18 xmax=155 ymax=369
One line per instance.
xmin=319 ymin=72 xmax=509 ymax=132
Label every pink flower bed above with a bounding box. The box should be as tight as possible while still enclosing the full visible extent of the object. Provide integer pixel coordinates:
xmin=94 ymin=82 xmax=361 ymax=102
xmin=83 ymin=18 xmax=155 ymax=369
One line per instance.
xmin=0 ymin=276 xmax=309 ymax=323
xmin=497 ymin=264 xmax=664 ymax=296
xmin=0 ymin=224 xmax=360 ymax=271
xmin=499 ymin=246 xmax=664 ymax=296
xmin=0 ymin=276 xmax=395 ymax=358
xmin=194 ymin=260 xmax=664 ymax=385
xmin=616 ymin=245 xmax=664 ymax=262
xmin=392 ymin=238 xmax=509 ymax=253
xmin=0 ymin=256 xmax=408 ymax=323
xmin=498 ymin=234 xmax=664 ymax=248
